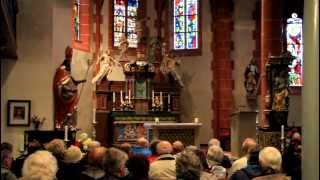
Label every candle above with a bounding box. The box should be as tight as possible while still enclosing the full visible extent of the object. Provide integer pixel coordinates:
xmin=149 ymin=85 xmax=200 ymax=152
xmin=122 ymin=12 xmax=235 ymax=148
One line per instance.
xmin=168 ymin=94 xmax=170 ymax=104
xmin=120 ymin=90 xmax=123 ymax=104
xmin=160 ymin=92 xmax=163 ymax=105
xmin=128 ymin=89 xmax=131 ymax=103
xmin=194 ymin=117 xmax=199 ymax=123
xmin=155 ymin=117 xmax=159 ymax=123
xmin=93 ymin=108 xmax=96 ymax=124
xmin=152 ymin=90 xmax=155 ymax=106
xmin=281 ymin=125 xmax=284 ymax=139
xmin=113 ymin=91 xmax=115 ymax=103
xmin=64 ymin=125 xmax=68 ymax=141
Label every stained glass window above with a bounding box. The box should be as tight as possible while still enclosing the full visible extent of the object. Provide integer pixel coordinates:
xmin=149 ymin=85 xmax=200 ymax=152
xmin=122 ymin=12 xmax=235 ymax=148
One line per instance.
xmin=286 ymin=13 xmax=303 ymax=86
xmin=173 ymin=0 xmax=199 ymax=50
xmin=113 ymin=0 xmax=139 ymax=48
xmin=73 ymin=0 xmax=80 ymax=41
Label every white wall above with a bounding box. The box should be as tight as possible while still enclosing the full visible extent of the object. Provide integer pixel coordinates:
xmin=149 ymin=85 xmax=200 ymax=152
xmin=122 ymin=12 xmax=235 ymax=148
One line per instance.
xmin=1 ymin=0 xmax=72 ymax=157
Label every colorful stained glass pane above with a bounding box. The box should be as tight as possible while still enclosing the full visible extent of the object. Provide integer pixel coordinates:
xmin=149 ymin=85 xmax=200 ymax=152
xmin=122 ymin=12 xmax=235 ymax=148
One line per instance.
xmin=174 ymin=16 xmax=185 ymax=32
xmin=114 ymin=16 xmax=125 ymax=32
xmin=186 ymin=15 xmax=197 ymax=32
xmin=186 ymin=32 xmax=198 ymax=49
xmin=127 ymin=17 xmax=136 ymax=33
xmin=73 ymin=0 xmax=80 ymax=41
xmin=174 ymin=0 xmax=185 ymax=16
xmin=127 ymin=33 xmax=138 ymax=48
xmin=186 ymin=0 xmax=197 ymax=15
xmin=114 ymin=0 xmax=125 ymax=16
xmin=114 ymin=32 xmax=125 ymax=46
xmin=174 ymin=33 xmax=185 ymax=49
xmin=286 ymin=13 xmax=303 ymax=86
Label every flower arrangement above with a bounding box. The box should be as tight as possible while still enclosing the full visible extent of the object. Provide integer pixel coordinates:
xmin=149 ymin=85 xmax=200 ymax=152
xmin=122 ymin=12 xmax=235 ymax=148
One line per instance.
xmin=31 ymin=115 xmax=46 ymax=130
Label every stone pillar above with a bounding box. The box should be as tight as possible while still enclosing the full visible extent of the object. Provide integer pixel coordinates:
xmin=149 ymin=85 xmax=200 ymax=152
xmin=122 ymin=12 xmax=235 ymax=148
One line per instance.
xmin=211 ymin=0 xmax=234 ymax=149
xmin=302 ymin=0 xmax=319 ymax=179
xmin=259 ymin=0 xmax=283 ymax=128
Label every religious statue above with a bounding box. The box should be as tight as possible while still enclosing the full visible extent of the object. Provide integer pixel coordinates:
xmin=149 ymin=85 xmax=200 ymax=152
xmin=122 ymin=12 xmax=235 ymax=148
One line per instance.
xmin=272 ymin=72 xmax=289 ymax=111
xmin=53 ymin=46 xmax=86 ymax=129
xmin=118 ymin=34 xmax=129 ymax=61
xmin=244 ymin=58 xmax=259 ymax=96
xmin=92 ymin=50 xmax=125 ymax=84
xmin=160 ymin=52 xmax=184 ymax=87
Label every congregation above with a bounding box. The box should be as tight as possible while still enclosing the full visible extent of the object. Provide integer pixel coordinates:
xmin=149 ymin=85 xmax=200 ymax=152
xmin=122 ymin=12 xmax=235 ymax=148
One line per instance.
xmin=1 ymin=131 xmax=301 ymax=180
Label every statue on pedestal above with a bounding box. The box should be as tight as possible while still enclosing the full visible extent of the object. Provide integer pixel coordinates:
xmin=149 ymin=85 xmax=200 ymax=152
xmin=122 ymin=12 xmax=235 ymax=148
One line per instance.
xmin=160 ymin=52 xmax=184 ymax=87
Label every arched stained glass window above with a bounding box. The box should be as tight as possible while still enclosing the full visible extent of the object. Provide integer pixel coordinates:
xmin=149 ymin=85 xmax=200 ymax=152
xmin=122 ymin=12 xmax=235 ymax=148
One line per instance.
xmin=286 ymin=13 xmax=303 ymax=86
xmin=173 ymin=0 xmax=199 ymax=50
xmin=113 ymin=0 xmax=139 ymax=48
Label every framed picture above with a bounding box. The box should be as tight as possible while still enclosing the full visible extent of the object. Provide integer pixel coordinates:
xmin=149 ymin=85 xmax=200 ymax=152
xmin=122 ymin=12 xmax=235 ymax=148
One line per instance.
xmin=134 ymin=80 xmax=147 ymax=99
xmin=7 ymin=100 xmax=31 ymax=126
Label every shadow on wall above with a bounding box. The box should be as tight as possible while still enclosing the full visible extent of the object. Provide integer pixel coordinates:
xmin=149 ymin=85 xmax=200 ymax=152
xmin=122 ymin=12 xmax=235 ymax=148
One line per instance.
xmin=1 ymin=59 xmax=17 ymax=87
xmin=180 ymin=72 xmax=195 ymax=122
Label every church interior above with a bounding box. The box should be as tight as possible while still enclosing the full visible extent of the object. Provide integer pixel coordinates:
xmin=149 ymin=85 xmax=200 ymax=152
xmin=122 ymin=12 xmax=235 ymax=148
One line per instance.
xmin=0 ymin=0 xmax=318 ymax=179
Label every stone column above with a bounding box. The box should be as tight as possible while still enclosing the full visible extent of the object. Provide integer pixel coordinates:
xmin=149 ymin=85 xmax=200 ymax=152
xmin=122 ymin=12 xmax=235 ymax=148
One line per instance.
xmin=259 ymin=0 xmax=283 ymax=128
xmin=302 ymin=0 xmax=319 ymax=179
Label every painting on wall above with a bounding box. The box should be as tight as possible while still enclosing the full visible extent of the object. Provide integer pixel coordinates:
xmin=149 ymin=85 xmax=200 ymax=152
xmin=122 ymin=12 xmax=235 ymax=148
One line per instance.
xmin=7 ymin=100 xmax=31 ymax=126
xmin=134 ymin=80 xmax=147 ymax=99
xmin=114 ymin=123 xmax=146 ymax=143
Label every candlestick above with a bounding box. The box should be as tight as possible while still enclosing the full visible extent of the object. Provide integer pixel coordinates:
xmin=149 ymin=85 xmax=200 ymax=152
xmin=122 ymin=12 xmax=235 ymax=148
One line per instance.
xmin=152 ymin=90 xmax=155 ymax=107
xmin=93 ymin=108 xmax=96 ymax=124
xmin=64 ymin=125 xmax=68 ymax=141
xmin=155 ymin=117 xmax=160 ymax=123
xmin=168 ymin=94 xmax=170 ymax=104
xmin=160 ymin=92 xmax=163 ymax=105
xmin=281 ymin=125 xmax=284 ymax=139
xmin=113 ymin=91 xmax=115 ymax=103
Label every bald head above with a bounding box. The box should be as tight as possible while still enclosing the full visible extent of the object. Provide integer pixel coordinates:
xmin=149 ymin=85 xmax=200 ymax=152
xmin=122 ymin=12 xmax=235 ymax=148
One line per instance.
xmin=156 ymin=141 xmax=173 ymax=155
xmin=242 ymin=138 xmax=258 ymax=154
xmin=137 ymin=137 xmax=149 ymax=148
xmin=90 ymin=147 xmax=107 ymax=166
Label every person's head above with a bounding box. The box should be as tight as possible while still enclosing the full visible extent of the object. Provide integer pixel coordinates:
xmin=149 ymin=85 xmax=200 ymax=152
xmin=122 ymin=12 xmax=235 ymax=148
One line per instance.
xmin=65 ymin=46 xmax=73 ymax=59
xmin=64 ymin=145 xmax=83 ymax=163
xmin=89 ymin=147 xmax=107 ymax=167
xmin=176 ymin=150 xmax=201 ymax=180
xmin=208 ymin=138 xmax=221 ymax=147
xmin=118 ymin=143 xmax=132 ymax=155
xmin=1 ymin=142 xmax=13 ymax=152
xmin=156 ymin=140 xmax=173 ymax=155
xmin=45 ymin=139 xmax=66 ymax=158
xmin=259 ymin=146 xmax=282 ymax=173
xmin=185 ymin=146 xmax=210 ymax=171
xmin=207 ymin=145 xmax=224 ymax=165
xmin=125 ymin=154 xmax=149 ymax=178
xmin=137 ymin=137 xmax=149 ymax=148
xmin=27 ymin=139 xmax=43 ymax=155
xmin=292 ymin=132 xmax=301 ymax=143
xmin=22 ymin=150 xmax=58 ymax=180
xmin=1 ymin=149 xmax=14 ymax=169
xmin=241 ymin=138 xmax=259 ymax=155
xmin=172 ymin=140 xmax=184 ymax=154
xmin=87 ymin=140 xmax=101 ymax=152
xmin=103 ymin=147 xmax=128 ymax=177
xmin=149 ymin=139 xmax=160 ymax=156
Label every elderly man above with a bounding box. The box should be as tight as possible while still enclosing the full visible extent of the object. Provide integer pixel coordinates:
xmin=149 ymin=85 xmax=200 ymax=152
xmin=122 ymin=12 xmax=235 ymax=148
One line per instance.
xmin=149 ymin=141 xmax=176 ymax=180
xmin=131 ymin=137 xmax=151 ymax=157
xmin=103 ymin=147 xmax=128 ymax=179
xmin=172 ymin=140 xmax=184 ymax=155
xmin=207 ymin=138 xmax=232 ymax=168
xmin=229 ymin=138 xmax=259 ymax=176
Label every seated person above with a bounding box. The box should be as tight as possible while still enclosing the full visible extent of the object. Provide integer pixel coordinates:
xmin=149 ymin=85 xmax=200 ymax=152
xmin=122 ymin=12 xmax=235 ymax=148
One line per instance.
xmin=130 ymin=137 xmax=151 ymax=157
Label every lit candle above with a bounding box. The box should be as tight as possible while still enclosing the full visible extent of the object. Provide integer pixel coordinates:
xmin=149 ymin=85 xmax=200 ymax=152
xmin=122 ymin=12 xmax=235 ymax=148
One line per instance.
xmin=113 ymin=91 xmax=116 ymax=103
xmin=194 ymin=117 xmax=199 ymax=123
xmin=152 ymin=90 xmax=154 ymax=100
xmin=64 ymin=125 xmax=68 ymax=141
xmin=155 ymin=117 xmax=159 ymax=123
xmin=281 ymin=125 xmax=284 ymax=139
xmin=168 ymin=94 xmax=170 ymax=104
xmin=93 ymin=108 xmax=96 ymax=124
xmin=120 ymin=90 xmax=123 ymax=104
